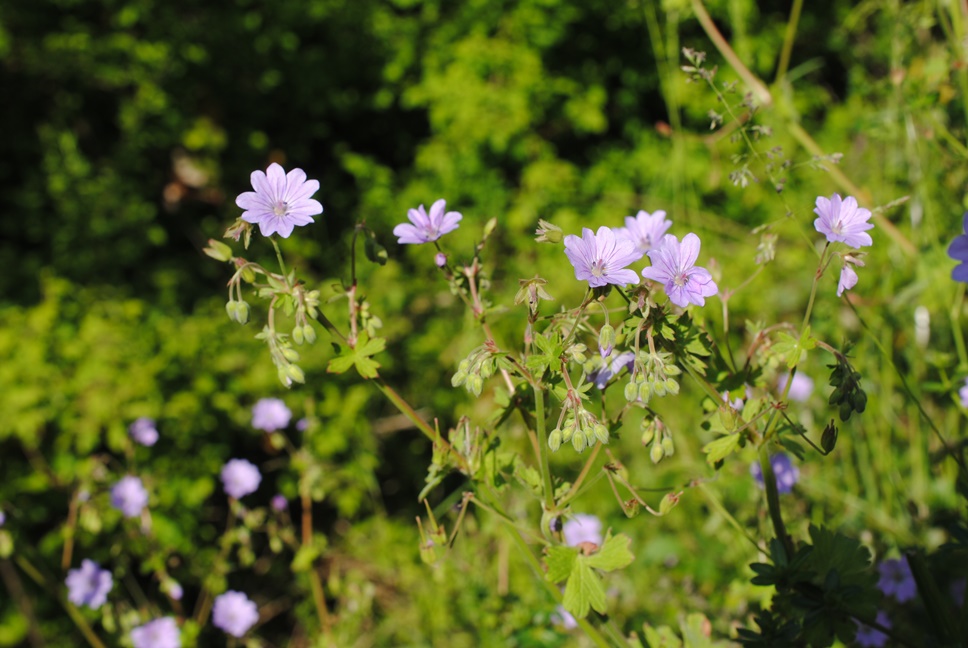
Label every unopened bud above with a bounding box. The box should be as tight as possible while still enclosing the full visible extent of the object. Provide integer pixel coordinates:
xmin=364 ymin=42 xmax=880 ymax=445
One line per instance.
xmin=640 ymin=419 xmax=656 ymax=446
xmin=598 ymin=324 xmax=615 ymax=358
xmin=203 ymin=239 xmax=233 ymax=262
xmin=592 ymin=423 xmax=610 ymax=445
xmin=534 ymin=219 xmax=563 ymax=244
xmin=548 ymin=429 xmax=562 ymax=452
xmin=240 ymin=266 xmax=257 ymax=283
xmin=571 ymin=430 xmax=587 ymax=453
xmin=660 ymin=436 xmax=675 ymax=457
xmin=235 ymin=301 xmax=249 ymax=324
xmin=821 ymin=420 xmax=838 ymax=453
xmin=625 ymin=381 xmax=639 ymax=402
xmin=282 ymin=347 xmax=300 ymax=363
xmin=302 ymin=324 xmax=317 ymax=344
xmin=286 ymin=364 xmax=306 ymax=384
xmin=292 ymin=325 xmax=305 ymax=345
xmin=435 ymin=252 xmax=447 ymax=267
xmin=650 ymin=442 xmax=665 ymax=464
xmin=658 ymin=492 xmax=680 ymax=515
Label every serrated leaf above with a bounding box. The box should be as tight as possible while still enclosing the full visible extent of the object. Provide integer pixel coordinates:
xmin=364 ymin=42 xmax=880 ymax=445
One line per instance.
xmin=326 ymin=333 xmax=385 ymax=378
xmin=702 ymin=434 xmax=741 ymax=464
xmin=327 ymin=354 xmax=355 ymax=374
xmin=586 ymin=532 xmax=634 ymax=571
xmin=545 ymin=546 xmax=579 ymax=583
xmin=562 ymin=559 xmax=607 ymax=618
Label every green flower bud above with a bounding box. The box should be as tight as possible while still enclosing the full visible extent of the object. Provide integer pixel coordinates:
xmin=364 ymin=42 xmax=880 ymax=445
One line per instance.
xmin=468 ymin=374 xmax=484 ymax=396
xmin=638 ymin=382 xmax=652 ymax=404
xmin=640 ymin=419 xmax=656 ymax=446
xmin=225 ymin=300 xmax=238 ymax=321
xmin=660 ymin=436 xmax=675 ymax=457
xmin=451 ymin=371 xmax=467 ymax=387
xmin=292 ymin=325 xmax=305 ymax=345
xmin=571 ymin=430 xmax=587 ymax=453
xmin=658 ymin=492 xmax=680 ymax=515
xmin=665 ymin=377 xmax=679 ymax=395
xmin=598 ymin=324 xmax=615 ymax=355
xmin=235 ymin=301 xmax=249 ymax=324
xmin=203 ymin=239 xmax=234 ymax=262
xmin=650 ymin=441 xmax=664 ymax=464
xmin=282 ymin=347 xmax=300 ymax=363
xmin=624 ymin=381 xmax=639 ymax=402
xmin=287 ymin=364 xmax=306 ymax=384
xmin=240 ymin=266 xmax=257 ymax=283
xmin=548 ymin=428 xmax=563 ymax=452
xmin=593 ymin=423 xmax=610 ymax=445
xmin=302 ymin=324 xmax=317 ymax=344
xmin=652 ymin=378 xmax=667 ymax=397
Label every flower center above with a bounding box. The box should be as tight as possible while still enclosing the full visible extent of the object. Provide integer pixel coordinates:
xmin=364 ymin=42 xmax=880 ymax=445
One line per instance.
xmin=832 ymin=219 xmax=843 ymax=234
xmin=590 ymin=259 xmax=607 ymax=278
xmin=673 ymin=272 xmax=688 ymax=287
xmin=272 ymin=200 xmax=288 ymax=217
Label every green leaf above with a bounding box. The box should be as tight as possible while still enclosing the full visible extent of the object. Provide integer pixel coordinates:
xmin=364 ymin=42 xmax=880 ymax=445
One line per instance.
xmin=562 ymin=559 xmax=607 ymax=618
xmin=291 ymin=544 xmax=320 ymax=572
xmin=702 ymin=433 xmax=741 ymax=465
xmin=326 ymin=333 xmax=385 ymax=379
xmin=586 ymin=532 xmax=634 ymax=571
xmin=545 ymin=546 xmax=578 ymax=583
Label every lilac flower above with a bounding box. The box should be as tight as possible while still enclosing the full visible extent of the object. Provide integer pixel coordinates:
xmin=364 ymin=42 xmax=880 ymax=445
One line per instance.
xmin=813 ymin=194 xmax=873 ymax=248
xmin=613 ymin=210 xmax=672 ymax=258
xmin=722 ymin=391 xmax=743 ymax=411
xmin=837 ymin=253 xmax=865 ymax=297
xmin=641 ymin=233 xmax=718 ymax=308
xmin=236 ymin=163 xmax=323 ymax=238
xmin=66 ymin=560 xmax=113 ymax=609
xmin=777 ymin=372 xmax=814 ymax=402
xmin=130 ymin=617 xmax=181 ymax=648
xmin=129 ymin=417 xmax=159 ymax=447
xmin=251 ymin=398 xmax=291 ymax=432
xmin=166 ymin=581 xmax=183 ymax=601
xmin=0 ymin=510 xmax=5 ymax=526
xmin=878 ymin=557 xmax=917 ymax=602
xmin=960 ymin=378 xmax=968 ymax=407
xmin=588 ymin=352 xmax=635 ymax=390
xmin=111 ymin=476 xmax=149 ymax=518
xmin=435 ymin=252 xmax=448 ymax=267
xmin=296 ymin=417 xmax=310 ymax=432
xmin=563 ymin=514 xmax=603 ymax=547
xmin=271 ymin=494 xmax=288 ymax=512
xmin=750 ymin=453 xmax=799 ymax=494
xmin=563 ymin=227 xmax=640 ymax=288
xmin=212 ymin=591 xmax=259 ymax=638
xmin=948 ymin=213 xmax=968 ymax=282
xmin=393 ymin=199 xmax=462 ymax=244
xmin=221 ymin=459 xmax=262 ymax=499
xmin=854 ymin=610 xmax=891 ymax=648
xmin=554 ymin=605 xmax=578 ymax=630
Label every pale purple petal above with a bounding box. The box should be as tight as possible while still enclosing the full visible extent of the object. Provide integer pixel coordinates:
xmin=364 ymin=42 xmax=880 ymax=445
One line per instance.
xmin=563 ymin=514 xmax=603 ymax=546
xmin=213 ymin=591 xmax=259 ymax=638
xmin=235 ymin=163 xmax=322 ymax=239
xmin=131 ymin=617 xmax=181 ymax=648
xmin=395 ymin=200 xmax=462 ymax=245
xmin=66 ymin=560 xmax=113 ymax=609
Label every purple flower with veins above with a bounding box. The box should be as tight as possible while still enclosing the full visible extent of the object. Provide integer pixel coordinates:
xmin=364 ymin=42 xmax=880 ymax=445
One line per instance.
xmin=813 ymin=194 xmax=873 ymax=248
xmin=563 ymin=514 xmax=603 ymax=547
xmin=750 ymin=453 xmax=799 ymax=494
xmin=251 ymin=398 xmax=291 ymax=432
xmin=111 ymin=476 xmax=149 ymax=518
xmin=130 ymin=617 xmax=181 ymax=648
xmin=66 ymin=560 xmax=113 ymax=609
xmin=393 ymin=199 xmax=462 ymax=244
xmin=588 ymin=352 xmax=635 ymax=390
xmin=854 ymin=610 xmax=891 ymax=648
xmin=948 ymin=213 xmax=968 ymax=282
xmin=212 ymin=590 xmax=259 ymax=638
xmin=613 ymin=210 xmax=672 ymax=259
xmin=564 ymin=227 xmax=640 ymax=288
xmin=878 ymin=557 xmax=916 ymax=602
xmin=129 ymin=417 xmax=159 ymax=446
xmin=236 ymin=163 xmax=323 ymax=238
xmin=221 ymin=459 xmax=261 ymax=499
xmin=641 ymin=233 xmax=718 ymax=308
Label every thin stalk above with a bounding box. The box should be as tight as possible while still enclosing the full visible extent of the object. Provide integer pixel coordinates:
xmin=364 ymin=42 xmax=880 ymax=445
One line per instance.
xmin=691 ymin=0 xmax=772 ymax=106
xmin=270 ymin=238 xmax=289 ymax=285
xmin=774 ymin=0 xmax=804 ymax=84
xmin=696 ymin=483 xmax=762 ymax=550
xmin=758 ymin=448 xmax=794 ymax=558
xmin=534 ymin=385 xmax=556 ymax=514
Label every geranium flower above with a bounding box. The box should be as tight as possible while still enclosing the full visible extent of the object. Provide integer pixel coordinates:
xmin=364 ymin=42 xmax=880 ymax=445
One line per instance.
xmin=878 ymin=557 xmax=916 ymax=602
xmin=251 ymin=398 xmax=291 ymax=432
xmin=236 ymin=163 xmax=323 ymax=238
xmin=111 ymin=476 xmax=149 ymax=518
xmin=837 ymin=253 xmax=865 ymax=297
xmin=562 ymin=514 xmax=603 ymax=547
xmin=813 ymin=194 xmax=873 ymax=248
xmin=613 ymin=210 xmax=672 ymax=258
xmin=564 ymin=226 xmax=640 ymax=288
xmin=130 ymin=617 xmax=181 ymax=648
xmin=66 ymin=560 xmax=113 ymax=609
xmin=641 ymin=233 xmax=718 ymax=308
xmin=947 ymin=212 xmax=968 ymax=282
xmin=750 ymin=453 xmax=799 ymax=494
xmin=129 ymin=417 xmax=159 ymax=447
xmin=212 ymin=591 xmax=259 ymax=638
xmin=393 ymin=199 xmax=462 ymax=244
xmin=220 ymin=459 xmax=261 ymax=499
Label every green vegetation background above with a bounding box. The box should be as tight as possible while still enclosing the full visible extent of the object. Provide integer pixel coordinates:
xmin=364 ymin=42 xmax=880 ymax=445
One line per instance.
xmin=1 ymin=0 xmax=966 ymax=645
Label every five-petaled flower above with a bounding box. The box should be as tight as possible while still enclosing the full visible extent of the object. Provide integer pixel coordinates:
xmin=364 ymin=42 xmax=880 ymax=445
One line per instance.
xmin=66 ymin=559 xmax=113 ymax=610
xmin=111 ymin=476 xmax=149 ymax=518
xmin=564 ymin=226 xmax=640 ymax=288
xmin=877 ymin=557 xmax=917 ymax=602
xmin=221 ymin=459 xmax=262 ymax=499
xmin=641 ymin=233 xmax=718 ymax=308
xmin=131 ymin=617 xmax=181 ymax=648
xmin=393 ymin=199 xmax=462 ymax=244
xmin=212 ymin=591 xmax=259 ymax=638
xmin=947 ymin=213 xmax=968 ymax=282
xmin=236 ymin=163 xmax=323 ymax=238
xmin=614 ymin=210 xmax=672 ymax=259
xmin=813 ymin=194 xmax=874 ymax=248
xmin=251 ymin=398 xmax=291 ymax=432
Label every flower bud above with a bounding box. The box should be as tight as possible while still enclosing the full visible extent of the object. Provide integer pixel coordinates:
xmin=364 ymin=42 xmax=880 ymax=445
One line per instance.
xmin=468 ymin=374 xmax=484 ymax=396
xmin=292 ymin=325 xmax=305 ymax=345
xmin=302 ymin=324 xmax=317 ymax=344
xmin=235 ymin=301 xmax=249 ymax=324
xmin=660 ymin=436 xmax=675 ymax=457
xmin=640 ymin=419 xmax=656 ymax=446
xmin=821 ymin=420 xmax=838 ymax=453
xmin=282 ymin=347 xmax=300 ymax=363
xmin=598 ymin=324 xmax=615 ymax=358
xmin=240 ymin=266 xmax=257 ymax=283
xmin=225 ymin=300 xmax=238 ymax=321
xmin=592 ymin=423 xmax=610 ymax=445
xmin=624 ymin=381 xmax=639 ymax=402
xmin=650 ymin=442 xmax=665 ymax=464
xmin=534 ymin=219 xmax=563 ymax=244
xmin=637 ymin=382 xmax=652 ymax=404
xmin=664 ymin=377 xmax=679 ymax=395
xmin=548 ymin=428 xmax=562 ymax=452
xmin=435 ymin=252 xmax=447 ymax=267
xmin=286 ymin=364 xmax=306 ymax=384
xmin=571 ymin=430 xmax=587 ymax=453
xmin=658 ymin=492 xmax=680 ymax=515
xmin=204 ymin=239 xmax=234 ymax=262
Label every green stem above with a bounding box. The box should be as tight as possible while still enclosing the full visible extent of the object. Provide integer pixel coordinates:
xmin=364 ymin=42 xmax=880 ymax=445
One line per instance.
xmin=691 ymin=0 xmax=772 ymax=106
xmin=534 ymin=385 xmax=556 ymax=515
xmin=270 ymin=238 xmax=289 ymax=285
xmin=758 ymin=448 xmax=794 ymax=558
xmin=774 ymin=0 xmax=804 ymax=84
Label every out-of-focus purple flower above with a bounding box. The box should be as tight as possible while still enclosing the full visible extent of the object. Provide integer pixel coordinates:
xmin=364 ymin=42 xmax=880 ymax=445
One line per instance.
xmin=212 ymin=591 xmax=259 ymax=638
xmin=271 ymin=494 xmax=288 ymax=512
xmin=130 ymin=617 xmax=181 ymax=648
xmin=221 ymin=459 xmax=261 ymax=499
xmin=393 ymin=199 xmax=462 ymax=244
xmin=722 ymin=391 xmax=743 ymax=411
xmin=614 ymin=210 xmax=672 ymax=259
xmin=588 ymin=352 xmax=635 ymax=390
xmin=951 ymin=578 xmax=966 ymax=606
xmin=435 ymin=252 xmax=447 ymax=267
xmin=296 ymin=418 xmax=310 ymax=432
xmin=878 ymin=557 xmax=917 ymax=602
xmin=947 ymin=213 xmax=968 ymax=282
xmin=111 ymin=476 xmax=149 ymax=518
xmin=251 ymin=398 xmax=291 ymax=432
xmin=129 ymin=417 xmax=159 ymax=447
xmin=813 ymin=194 xmax=873 ymax=248
xmin=66 ymin=560 xmax=113 ymax=609
xmin=837 ymin=253 xmax=865 ymax=297
xmin=0 ymin=510 xmax=5 ymax=526
xmin=563 ymin=514 xmax=603 ymax=547
xmin=554 ymin=605 xmax=578 ymax=630
xmin=854 ymin=610 xmax=891 ymax=648
xmin=564 ymin=226 xmax=641 ymax=288
xmin=642 ymin=233 xmax=718 ymax=308
xmin=777 ymin=372 xmax=814 ymax=402
xmin=959 ymin=378 xmax=968 ymax=408
xmin=236 ymin=163 xmax=322 ymax=238
xmin=750 ymin=453 xmax=799 ymax=494
xmin=166 ymin=581 xmax=183 ymax=601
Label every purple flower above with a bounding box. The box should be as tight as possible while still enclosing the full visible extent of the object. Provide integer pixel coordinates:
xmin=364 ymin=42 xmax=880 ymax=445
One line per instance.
xmin=235 ymin=163 xmax=323 ymax=238
xmin=393 ymin=199 xmax=462 ymax=244
xmin=129 ymin=417 xmax=159 ymax=447
xmin=166 ymin=581 xmax=183 ymax=601
xmin=588 ymin=352 xmax=635 ymax=390
xmin=66 ymin=560 xmax=113 ymax=609
xmin=878 ymin=557 xmax=916 ymax=602
xmin=130 ymin=617 xmax=181 ymax=648
xmin=854 ymin=610 xmax=891 ymax=648
xmin=837 ymin=253 xmax=865 ymax=297
xmin=111 ymin=476 xmax=149 ymax=518
xmin=212 ymin=590 xmax=259 ymax=638
xmin=0 ymin=510 xmax=5 ymax=526
xmin=613 ymin=210 xmax=672 ymax=258
xmin=251 ymin=398 xmax=292 ymax=432
xmin=750 ymin=453 xmax=799 ymax=494
xmin=948 ymin=213 xmax=968 ymax=282
xmin=641 ymin=233 xmax=718 ymax=308
xmin=271 ymin=494 xmax=288 ymax=512
xmin=813 ymin=194 xmax=873 ymax=248
xmin=722 ymin=391 xmax=743 ymax=411
xmin=221 ymin=459 xmax=262 ymax=499
xmin=777 ymin=372 xmax=814 ymax=402
xmin=960 ymin=378 xmax=968 ymax=407
xmin=563 ymin=514 xmax=603 ymax=547
xmin=554 ymin=605 xmax=578 ymax=630
xmin=564 ymin=226 xmax=640 ymax=288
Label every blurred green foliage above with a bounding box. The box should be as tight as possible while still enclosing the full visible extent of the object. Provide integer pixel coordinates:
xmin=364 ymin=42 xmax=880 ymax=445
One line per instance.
xmin=2 ymin=0 xmax=968 ymax=645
